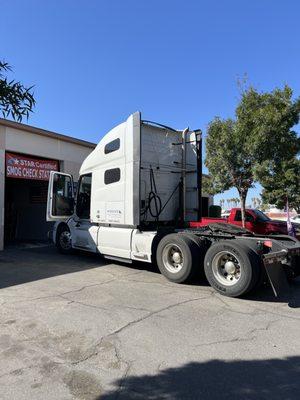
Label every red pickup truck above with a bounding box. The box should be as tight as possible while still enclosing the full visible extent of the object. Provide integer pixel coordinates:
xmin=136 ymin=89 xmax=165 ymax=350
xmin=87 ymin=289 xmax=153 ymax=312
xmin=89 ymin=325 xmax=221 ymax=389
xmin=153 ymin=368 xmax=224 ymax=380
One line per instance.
xmin=191 ymin=208 xmax=300 ymax=238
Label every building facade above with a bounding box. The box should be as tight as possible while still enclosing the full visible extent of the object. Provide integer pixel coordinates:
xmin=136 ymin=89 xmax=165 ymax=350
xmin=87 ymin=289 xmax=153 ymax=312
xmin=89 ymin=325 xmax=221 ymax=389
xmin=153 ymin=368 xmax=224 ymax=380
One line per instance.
xmin=0 ymin=119 xmax=96 ymax=250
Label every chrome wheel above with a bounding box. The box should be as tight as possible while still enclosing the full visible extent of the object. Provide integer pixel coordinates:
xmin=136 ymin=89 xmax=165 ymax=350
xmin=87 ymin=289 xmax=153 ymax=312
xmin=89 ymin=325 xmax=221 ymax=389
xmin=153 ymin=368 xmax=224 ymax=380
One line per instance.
xmin=211 ymin=251 xmax=241 ymax=286
xmin=59 ymin=231 xmax=72 ymax=250
xmin=162 ymin=243 xmax=184 ymax=274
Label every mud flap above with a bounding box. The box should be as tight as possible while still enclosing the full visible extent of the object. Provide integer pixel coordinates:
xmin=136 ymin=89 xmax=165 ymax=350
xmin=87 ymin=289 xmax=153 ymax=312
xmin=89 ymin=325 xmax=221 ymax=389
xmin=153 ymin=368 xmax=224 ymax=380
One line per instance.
xmin=263 ymin=259 xmax=290 ymax=298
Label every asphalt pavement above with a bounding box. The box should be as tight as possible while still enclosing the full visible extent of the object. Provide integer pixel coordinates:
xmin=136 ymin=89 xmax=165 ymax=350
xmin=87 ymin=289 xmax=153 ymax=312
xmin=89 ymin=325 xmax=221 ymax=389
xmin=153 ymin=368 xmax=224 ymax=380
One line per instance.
xmin=0 ymin=244 xmax=299 ymax=399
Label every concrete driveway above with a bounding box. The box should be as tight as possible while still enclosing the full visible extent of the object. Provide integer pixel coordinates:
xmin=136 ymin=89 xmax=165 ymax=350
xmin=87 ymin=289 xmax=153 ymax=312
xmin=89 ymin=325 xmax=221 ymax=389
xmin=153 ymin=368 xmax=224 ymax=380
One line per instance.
xmin=0 ymin=245 xmax=300 ymax=399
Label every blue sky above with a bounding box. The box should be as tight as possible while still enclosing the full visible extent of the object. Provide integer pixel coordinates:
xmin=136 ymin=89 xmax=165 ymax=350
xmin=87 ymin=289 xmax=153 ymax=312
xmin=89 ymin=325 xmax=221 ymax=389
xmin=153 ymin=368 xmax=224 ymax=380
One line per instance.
xmin=1 ymin=0 xmax=300 ymax=205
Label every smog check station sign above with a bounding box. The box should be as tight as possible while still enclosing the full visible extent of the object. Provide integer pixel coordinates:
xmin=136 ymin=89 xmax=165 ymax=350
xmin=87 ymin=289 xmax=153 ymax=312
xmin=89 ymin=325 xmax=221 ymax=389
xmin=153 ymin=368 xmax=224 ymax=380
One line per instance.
xmin=6 ymin=152 xmax=59 ymax=181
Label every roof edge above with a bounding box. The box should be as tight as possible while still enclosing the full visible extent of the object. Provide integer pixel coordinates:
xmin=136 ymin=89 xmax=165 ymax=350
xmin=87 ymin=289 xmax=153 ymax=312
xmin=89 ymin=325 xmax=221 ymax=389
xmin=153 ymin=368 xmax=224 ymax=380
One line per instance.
xmin=0 ymin=118 xmax=96 ymax=148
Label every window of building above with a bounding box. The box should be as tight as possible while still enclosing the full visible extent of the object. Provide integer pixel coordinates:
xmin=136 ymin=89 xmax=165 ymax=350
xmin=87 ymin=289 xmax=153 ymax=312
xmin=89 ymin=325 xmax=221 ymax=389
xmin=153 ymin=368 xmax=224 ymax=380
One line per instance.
xmin=104 ymin=168 xmax=120 ymax=185
xmin=104 ymin=138 xmax=120 ymax=154
xmin=76 ymin=174 xmax=92 ymax=219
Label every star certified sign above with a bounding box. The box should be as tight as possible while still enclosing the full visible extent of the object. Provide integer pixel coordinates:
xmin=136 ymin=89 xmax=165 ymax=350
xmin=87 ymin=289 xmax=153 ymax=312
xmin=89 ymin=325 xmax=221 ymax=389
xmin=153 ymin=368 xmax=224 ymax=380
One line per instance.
xmin=5 ymin=152 xmax=59 ymax=181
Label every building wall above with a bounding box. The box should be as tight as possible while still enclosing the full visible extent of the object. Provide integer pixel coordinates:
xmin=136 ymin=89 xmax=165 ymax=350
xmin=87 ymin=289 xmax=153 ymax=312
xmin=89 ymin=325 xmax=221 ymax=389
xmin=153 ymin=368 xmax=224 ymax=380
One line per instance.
xmin=0 ymin=126 xmax=6 ymax=250
xmin=0 ymin=124 xmax=95 ymax=250
xmin=4 ymin=126 xmax=93 ymax=178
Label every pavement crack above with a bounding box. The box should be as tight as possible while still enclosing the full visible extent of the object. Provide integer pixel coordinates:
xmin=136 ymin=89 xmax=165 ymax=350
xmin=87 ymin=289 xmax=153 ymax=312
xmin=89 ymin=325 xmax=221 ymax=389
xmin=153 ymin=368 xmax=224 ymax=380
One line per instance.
xmin=0 ymin=277 xmax=118 ymax=306
xmin=109 ymin=295 xmax=211 ymax=336
xmin=0 ymin=364 xmax=37 ymax=380
xmin=59 ymin=277 xmax=117 ymax=296
xmin=58 ymin=295 xmax=110 ymax=312
xmin=114 ymin=362 xmax=132 ymax=400
xmin=194 ymin=319 xmax=280 ymax=348
xmin=67 ymin=296 xmax=211 ymax=367
xmin=117 ymin=305 xmax=152 ymax=313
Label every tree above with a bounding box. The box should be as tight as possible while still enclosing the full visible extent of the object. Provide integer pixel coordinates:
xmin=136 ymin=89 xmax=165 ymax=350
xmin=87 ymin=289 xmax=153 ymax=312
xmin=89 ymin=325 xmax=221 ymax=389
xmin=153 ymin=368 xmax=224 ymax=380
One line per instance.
xmin=0 ymin=60 xmax=35 ymax=122
xmin=205 ymin=116 xmax=255 ymax=226
xmin=205 ymin=85 xmax=300 ymax=227
xmin=202 ymin=175 xmax=214 ymax=196
xmin=261 ymin=157 xmax=300 ymax=213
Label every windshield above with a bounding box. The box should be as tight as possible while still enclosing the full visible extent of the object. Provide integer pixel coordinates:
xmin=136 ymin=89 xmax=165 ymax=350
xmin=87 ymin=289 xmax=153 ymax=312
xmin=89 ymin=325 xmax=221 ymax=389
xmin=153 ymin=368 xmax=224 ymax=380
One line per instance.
xmin=253 ymin=209 xmax=271 ymax=222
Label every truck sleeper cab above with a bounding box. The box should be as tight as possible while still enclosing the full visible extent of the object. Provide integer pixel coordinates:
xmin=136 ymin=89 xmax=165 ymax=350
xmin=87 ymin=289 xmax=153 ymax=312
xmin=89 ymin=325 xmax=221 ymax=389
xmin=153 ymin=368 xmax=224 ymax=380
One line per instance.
xmin=47 ymin=112 xmax=300 ymax=298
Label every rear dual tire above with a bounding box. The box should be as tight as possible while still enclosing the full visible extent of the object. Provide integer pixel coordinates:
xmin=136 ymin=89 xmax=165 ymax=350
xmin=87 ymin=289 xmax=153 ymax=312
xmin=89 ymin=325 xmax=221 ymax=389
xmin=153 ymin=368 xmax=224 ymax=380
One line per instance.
xmin=204 ymin=240 xmax=261 ymax=297
xmin=156 ymin=235 xmax=262 ymax=298
xmin=156 ymin=234 xmax=200 ymax=283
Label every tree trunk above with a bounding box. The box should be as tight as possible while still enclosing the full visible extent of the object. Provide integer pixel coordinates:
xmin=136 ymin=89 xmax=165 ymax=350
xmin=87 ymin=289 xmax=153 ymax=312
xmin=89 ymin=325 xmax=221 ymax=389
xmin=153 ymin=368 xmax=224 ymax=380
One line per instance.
xmin=239 ymin=191 xmax=248 ymax=228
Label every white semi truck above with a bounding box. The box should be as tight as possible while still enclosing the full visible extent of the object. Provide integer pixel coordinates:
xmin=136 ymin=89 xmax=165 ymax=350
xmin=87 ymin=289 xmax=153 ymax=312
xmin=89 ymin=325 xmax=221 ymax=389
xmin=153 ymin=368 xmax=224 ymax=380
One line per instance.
xmin=47 ymin=112 xmax=300 ymax=297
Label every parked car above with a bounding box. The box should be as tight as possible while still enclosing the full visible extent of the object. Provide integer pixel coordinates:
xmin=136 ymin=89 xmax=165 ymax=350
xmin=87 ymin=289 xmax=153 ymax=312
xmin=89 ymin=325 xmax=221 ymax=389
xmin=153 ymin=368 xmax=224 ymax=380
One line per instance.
xmin=292 ymin=214 xmax=300 ymax=224
xmin=221 ymin=210 xmax=231 ymax=218
xmin=191 ymin=208 xmax=300 ymax=239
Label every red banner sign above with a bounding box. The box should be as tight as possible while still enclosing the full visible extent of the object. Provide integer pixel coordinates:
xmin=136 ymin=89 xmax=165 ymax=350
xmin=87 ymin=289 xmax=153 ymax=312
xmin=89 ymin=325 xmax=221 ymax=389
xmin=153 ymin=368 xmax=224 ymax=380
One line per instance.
xmin=6 ymin=152 xmax=59 ymax=181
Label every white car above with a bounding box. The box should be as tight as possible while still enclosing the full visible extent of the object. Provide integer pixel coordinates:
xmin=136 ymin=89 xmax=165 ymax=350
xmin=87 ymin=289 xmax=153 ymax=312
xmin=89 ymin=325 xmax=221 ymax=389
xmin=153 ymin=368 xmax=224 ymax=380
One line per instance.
xmin=221 ymin=210 xmax=231 ymax=218
xmin=292 ymin=214 xmax=300 ymax=224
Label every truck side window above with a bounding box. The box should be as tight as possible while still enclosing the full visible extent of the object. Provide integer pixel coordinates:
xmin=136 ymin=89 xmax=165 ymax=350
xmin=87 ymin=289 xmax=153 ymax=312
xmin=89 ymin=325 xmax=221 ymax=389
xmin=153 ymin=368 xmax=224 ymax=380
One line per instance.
xmin=245 ymin=213 xmax=255 ymax=222
xmin=234 ymin=210 xmax=254 ymax=222
xmin=234 ymin=211 xmax=242 ymax=221
xmin=104 ymin=168 xmax=120 ymax=184
xmin=76 ymin=174 xmax=92 ymax=219
xmin=104 ymin=138 xmax=120 ymax=154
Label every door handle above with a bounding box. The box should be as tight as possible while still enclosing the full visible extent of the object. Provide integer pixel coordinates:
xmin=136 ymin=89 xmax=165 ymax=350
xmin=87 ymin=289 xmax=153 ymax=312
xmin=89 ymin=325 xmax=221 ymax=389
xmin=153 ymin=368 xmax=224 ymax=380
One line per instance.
xmin=75 ymin=222 xmax=81 ymax=228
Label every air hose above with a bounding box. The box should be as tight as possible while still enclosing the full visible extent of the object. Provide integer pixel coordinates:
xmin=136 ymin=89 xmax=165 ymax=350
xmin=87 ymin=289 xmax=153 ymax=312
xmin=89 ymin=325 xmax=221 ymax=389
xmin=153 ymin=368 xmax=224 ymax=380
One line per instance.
xmin=141 ymin=167 xmax=181 ymax=221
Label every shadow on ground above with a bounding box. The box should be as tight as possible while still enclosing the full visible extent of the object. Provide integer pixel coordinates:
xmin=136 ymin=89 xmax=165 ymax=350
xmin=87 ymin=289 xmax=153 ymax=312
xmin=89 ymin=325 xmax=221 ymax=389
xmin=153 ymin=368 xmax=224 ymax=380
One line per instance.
xmin=0 ymin=245 xmax=107 ymax=289
xmin=0 ymin=244 xmax=299 ymax=308
xmin=99 ymin=357 xmax=300 ymax=400
xmin=244 ymin=278 xmax=300 ymax=308
xmin=0 ymin=244 xmax=158 ymax=289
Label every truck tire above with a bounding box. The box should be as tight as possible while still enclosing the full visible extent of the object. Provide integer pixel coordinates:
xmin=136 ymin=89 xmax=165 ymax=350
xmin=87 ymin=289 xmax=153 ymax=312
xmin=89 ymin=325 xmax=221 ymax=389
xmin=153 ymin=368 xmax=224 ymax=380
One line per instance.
xmin=156 ymin=233 xmax=199 ymax=283
xmin=56 ymin=224 xmax=73 ymax=254
xmin=180 ymin=233 xmax=207 ymax=280
xmin=204 ymin=240 xmax=261 ymax=297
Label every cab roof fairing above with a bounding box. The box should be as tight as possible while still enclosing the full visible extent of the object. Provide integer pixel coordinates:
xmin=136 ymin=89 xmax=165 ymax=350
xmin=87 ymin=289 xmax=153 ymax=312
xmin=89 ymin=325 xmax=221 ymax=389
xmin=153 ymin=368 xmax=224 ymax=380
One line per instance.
xmin=78 ymin=112 xmax=188 ymax=178
xmin=79 ymin=121 xmax=127 ymax=176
